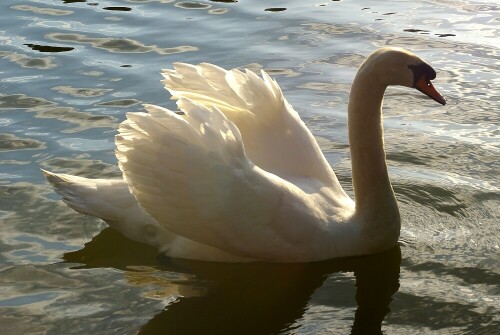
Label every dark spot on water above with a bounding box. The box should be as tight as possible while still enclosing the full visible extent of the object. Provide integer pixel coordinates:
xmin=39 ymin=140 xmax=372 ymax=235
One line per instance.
xmin=24 ymin=44 xmax=74 ymax=53
xmin=120 ymin=64 xmax=132 ymax=67
xmin=265 ymin=8 xmax=287 ymax=12
xmin=103 ymin=7 xmax=132 ymax=12
xmin=61 ymin=0 xmax=86 ymax=3
xmin=361 ymin=7 xmax=370 ymax=10
xmin=404 ymin=29 xmax=430 ymax=33
xmin=209 ymin=0 xmax=237 ymax=3
xmin=436 ymin=33 xmax=456 ymax=37
xmin=383 ymin=12 xmax=396 ymax=15
xmin=96 ymin=99 xmax=140 ymax=107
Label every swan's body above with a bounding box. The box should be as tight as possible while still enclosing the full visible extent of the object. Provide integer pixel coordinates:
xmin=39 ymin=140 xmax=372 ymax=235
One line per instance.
xmin=43 ymin=47 xmax=445 ymax=262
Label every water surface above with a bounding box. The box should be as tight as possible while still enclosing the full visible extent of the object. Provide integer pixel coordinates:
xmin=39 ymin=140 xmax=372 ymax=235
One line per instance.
xmin=0 ymin=0 xmax=499 ymax=334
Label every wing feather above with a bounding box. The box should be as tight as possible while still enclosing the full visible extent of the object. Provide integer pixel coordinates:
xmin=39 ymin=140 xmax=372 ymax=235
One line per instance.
xmin=161 ymin=63 xmax=345 ymax=191
xmin=116 ymin=101 xmax=291 ymax=258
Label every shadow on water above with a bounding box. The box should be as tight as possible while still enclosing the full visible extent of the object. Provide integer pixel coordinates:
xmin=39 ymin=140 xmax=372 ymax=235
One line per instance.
xmin=63 ymin=228 xmax=401 ymax=335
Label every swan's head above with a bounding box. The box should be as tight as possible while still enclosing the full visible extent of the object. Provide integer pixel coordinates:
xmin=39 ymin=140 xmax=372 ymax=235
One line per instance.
xmin=362 ymin=47 xmax=446 ymax=105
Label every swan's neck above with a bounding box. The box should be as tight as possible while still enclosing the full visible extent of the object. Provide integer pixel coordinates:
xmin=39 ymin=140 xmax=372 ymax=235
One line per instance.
xmin=348 ymin=70 xmax=399 ymax=224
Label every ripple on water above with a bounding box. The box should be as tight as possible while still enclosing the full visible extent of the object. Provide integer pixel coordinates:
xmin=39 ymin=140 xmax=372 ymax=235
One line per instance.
xmin=0 ymin=94 xmax=117 ymax=131
xmin=57 ymin=137 xmax=115 ymax=152
xmin=51 ymin=86 xmax=113 ymax=98
xmin=0 ymin=51 xmax=57 ymax=70
xmin=10 ymin=5 xmax=73 ymax=16
xmin=46 ymin=33 xmax=199 ymax=55
xmin=0 ymin=134 xmax=46 ymax=152
xmin=175 ymin=2 xmax=212 ymax=10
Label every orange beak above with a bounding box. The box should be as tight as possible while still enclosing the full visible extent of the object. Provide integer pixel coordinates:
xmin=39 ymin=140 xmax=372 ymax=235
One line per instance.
xmin=415 ymin=76 xmax=446 ymax=105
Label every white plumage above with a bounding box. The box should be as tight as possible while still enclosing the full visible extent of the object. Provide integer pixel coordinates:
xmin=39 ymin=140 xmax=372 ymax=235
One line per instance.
xmin=43 ymin=48 xmax=445 ymax=262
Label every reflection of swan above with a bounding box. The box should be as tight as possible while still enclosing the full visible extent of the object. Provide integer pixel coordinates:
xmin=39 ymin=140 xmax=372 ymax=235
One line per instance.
xmin=64 ymin=228 xmax=402 ymax=335
xmin=44 ymin=47 xmax=445 ymax=262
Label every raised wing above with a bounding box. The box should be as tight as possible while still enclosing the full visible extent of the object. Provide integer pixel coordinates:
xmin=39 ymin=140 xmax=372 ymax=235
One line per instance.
xmin=162 ymin=63 xmax=342 ymax=189
xmin=116 ymin=100 xmax=318 ymax=260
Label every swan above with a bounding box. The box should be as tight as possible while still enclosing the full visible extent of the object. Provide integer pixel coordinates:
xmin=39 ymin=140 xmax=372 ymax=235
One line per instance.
xmin=42 ymin=47 xmax=446 ymax=262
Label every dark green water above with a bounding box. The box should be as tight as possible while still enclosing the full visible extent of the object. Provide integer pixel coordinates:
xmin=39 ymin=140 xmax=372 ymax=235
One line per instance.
xmin=0 ymin=0 xmax=498 ymax=334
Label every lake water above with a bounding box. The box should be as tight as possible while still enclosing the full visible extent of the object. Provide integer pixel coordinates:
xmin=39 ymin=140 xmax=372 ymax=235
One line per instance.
xmin=0 ymin=0 xmax=498 ymax=334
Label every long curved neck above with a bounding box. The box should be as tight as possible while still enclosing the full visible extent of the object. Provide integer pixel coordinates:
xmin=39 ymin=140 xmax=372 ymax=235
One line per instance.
xmin=348 ymin=69 xmax=399 ymax=223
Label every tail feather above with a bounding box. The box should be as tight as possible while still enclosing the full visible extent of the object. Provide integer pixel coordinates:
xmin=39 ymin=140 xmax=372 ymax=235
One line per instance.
xmin=41 ymin=169 xmax=177 ymax=249
xmin=42 ymin=169 xmax=150 ymax=226
xmin=41 ymin=169 xmax=251 ymax=261
xmin=42 ymin=169 xmax=105 ymax=218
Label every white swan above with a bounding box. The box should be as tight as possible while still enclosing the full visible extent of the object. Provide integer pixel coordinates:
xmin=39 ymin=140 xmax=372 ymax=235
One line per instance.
xmin=43 ymin=47 xmax=445 ymax=262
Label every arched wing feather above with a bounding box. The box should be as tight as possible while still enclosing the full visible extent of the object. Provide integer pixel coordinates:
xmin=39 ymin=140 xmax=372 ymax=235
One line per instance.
xmin=162 ymin=63 xmax=343 ymax=189
xmin=115 ymin=100 xmax=305 ymax=259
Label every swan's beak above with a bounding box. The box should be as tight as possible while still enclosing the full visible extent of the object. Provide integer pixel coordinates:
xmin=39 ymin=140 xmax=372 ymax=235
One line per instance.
xmin=415 ymin=77 xmax=446 ymax=105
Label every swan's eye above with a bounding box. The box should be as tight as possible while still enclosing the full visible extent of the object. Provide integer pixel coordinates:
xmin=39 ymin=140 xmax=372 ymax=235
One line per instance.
xmin=411 ymin=64 xmax=446 ymax=105
xmin=408 ymin=63 xmax=437 ymax=87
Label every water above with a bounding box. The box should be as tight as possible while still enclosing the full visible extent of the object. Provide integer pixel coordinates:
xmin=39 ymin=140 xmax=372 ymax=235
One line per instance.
xmin=0 ymin=0 xmax=498 ymax=334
